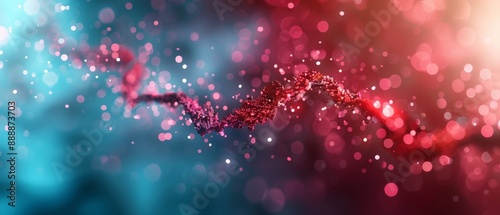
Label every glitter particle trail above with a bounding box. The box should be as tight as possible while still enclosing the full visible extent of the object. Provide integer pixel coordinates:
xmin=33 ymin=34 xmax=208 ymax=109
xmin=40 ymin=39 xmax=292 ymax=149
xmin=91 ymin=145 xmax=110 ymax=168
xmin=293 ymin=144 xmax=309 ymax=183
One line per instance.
xmin=75 ymin=45 xmax=375 ymax=136
xmin=70 ymin=45 xmax=492 ymax=157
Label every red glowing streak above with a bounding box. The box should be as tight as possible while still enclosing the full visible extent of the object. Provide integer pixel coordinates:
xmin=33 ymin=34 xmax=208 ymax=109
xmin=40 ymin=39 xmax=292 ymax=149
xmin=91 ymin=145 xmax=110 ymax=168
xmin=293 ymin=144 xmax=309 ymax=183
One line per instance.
xmin=73 ymin=44 xmax=492 ymax=157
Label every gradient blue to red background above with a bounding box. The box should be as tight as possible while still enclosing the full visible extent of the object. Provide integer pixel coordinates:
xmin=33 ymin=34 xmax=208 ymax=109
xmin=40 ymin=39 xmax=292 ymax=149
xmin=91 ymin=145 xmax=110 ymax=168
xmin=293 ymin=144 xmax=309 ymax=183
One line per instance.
xmin=1 ymin=0 xmax=500 ymax=215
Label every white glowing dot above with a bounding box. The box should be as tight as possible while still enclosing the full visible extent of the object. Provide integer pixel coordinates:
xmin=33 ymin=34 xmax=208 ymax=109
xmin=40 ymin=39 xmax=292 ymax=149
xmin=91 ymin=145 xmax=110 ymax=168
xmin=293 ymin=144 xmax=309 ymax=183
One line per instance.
xmin=57 ymin=38 xmax=65 ymax=44
xmin=182 ymin=78 xmax=187 ymax=83
xmin=71 ymin=26 xmax=76 ymax=31
xmin=339 ymin=11 xmax=345 ymax=16
xmin=43 ymin=72 xmax=59 ymax=87
xmin=65 ymin=104 xmax=69 ymax=108
xmin=464 ymin=64 xmax=473 ymax=73
xmin=24 ymin=0 xmax=40 ymax=15
xmin=238 ymin=84 xmax=242 ymax=88
xmin=375 ymin=155 xmax=380 ymax=160
xmin=12 ymin=89 xmax=17 ymax=94
xmin=182 ymin=64 xmax=187 ymax=69
xmin=480 ymin=69 xmax=491 ymax=80
xmin=267 ymin=137 xmax=272 ymax=142
xmin=382 ymin=105 xmax=394 ymax=117
xmin=444 ymin=112 xmax=452 ymax=120
xmin=225 ymin=159 xmax=230 ymax=164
